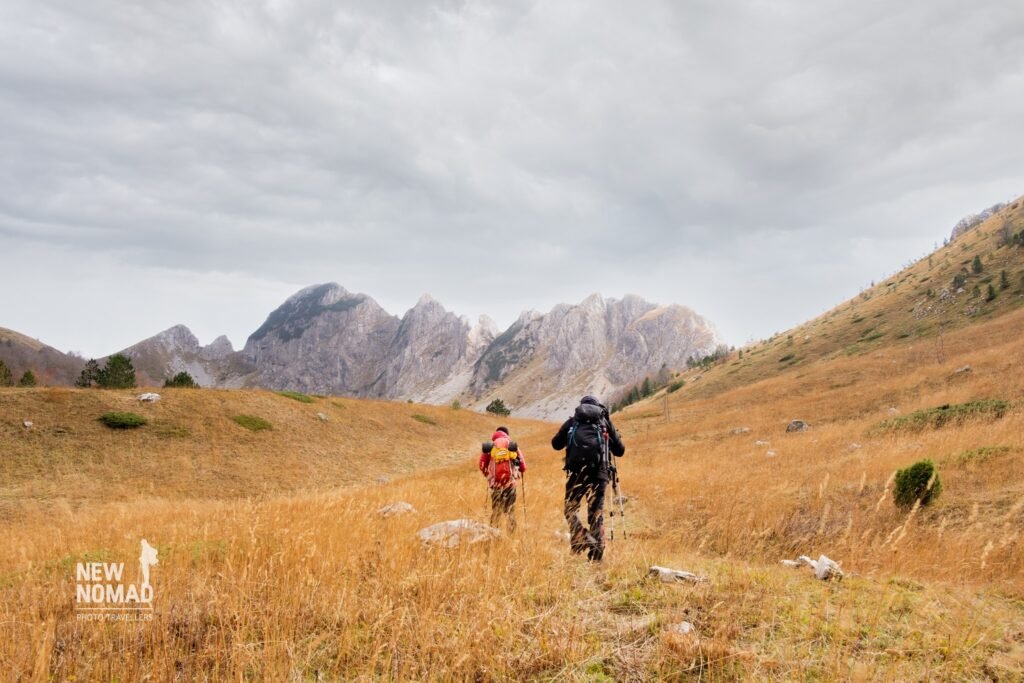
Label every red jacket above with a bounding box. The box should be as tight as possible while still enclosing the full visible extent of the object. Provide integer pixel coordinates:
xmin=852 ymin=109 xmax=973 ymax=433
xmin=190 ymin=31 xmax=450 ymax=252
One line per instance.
xmin=479 ymin=430 xmax=526 ymax=488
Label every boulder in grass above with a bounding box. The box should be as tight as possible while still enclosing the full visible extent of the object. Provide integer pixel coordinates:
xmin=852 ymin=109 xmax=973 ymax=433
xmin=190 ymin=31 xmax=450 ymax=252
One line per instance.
xmin=378 ymin=502 xmax=415 ymax=517
xmin=786 ymin=419 xmax=810 ymax=433
xmin=23 ymin=420 xmax=33 ymax=429
xmin=137 ymin=393 xmax=161 ymax=403
xmin=417 ymin=520 xmax=501 ymax=548
xmin=781 ymin=554 xmax=843 ymax=581
xmin=316 ymin=412 xmax=329 ymax=422
xmin=649 ymin=565 xmax=708 ymax=584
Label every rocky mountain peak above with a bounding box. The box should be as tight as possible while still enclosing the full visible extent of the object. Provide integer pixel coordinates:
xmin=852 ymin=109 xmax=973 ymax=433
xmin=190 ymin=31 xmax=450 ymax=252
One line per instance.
xmin=148 ymin=324 xmax=201 ymax=354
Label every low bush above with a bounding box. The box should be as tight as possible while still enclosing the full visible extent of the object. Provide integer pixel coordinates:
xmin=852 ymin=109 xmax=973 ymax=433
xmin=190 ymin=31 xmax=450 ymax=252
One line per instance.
xmin=232 ymin=415 xmax=273 ymax=432
xmin=99 ymin=412 xmax=147 ymax=429
xmin=278 ymin=391 xmax=315 ymax=403
xmin=874 ymin=399 xmax=1009 ymax=433
xmin=893 ymin=459 xmax=942 ymax=508
xmin=411 ymin=414 xmax=437 ymax=426
xmin=666 ymin=380 xmax=685 ymax=394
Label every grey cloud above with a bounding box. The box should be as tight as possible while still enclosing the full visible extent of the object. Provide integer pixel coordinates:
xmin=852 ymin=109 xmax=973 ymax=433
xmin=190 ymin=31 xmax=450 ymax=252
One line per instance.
xmin=1 ymin=0 xmax=1023 ymax=354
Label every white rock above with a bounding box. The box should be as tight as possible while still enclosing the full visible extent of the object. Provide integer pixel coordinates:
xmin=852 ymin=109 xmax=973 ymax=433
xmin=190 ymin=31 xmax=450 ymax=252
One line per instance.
xmin=766 ymin=450 xmax=778 ymax=458
xmin=849 ymin=443 xmax=862 ymax=450
xmin=649 ymin=565 xmax=708 ymax=584
xmin=22 ymin=420 xmax=33 ymax=429
xmin=954 ymin=364 xmax=972 ymax=374
xmin=782 ymin=554 xmax=844 ymax=580
xmin=668 ymin=621 xmax=695 ymax=635
xmin=417 ymin=519 xmax=501 ymax=548
xmin=731 ymin=427 xmax=751 ymax=435
xmin=137 ymin=393 xmax=161 ymax=403
xmin=378 ymin=501 xmax=415 ymax=517
xmin=755 ymin=440 xmax=770 ymax=447
xmin=316 ymin=412 xmax=329 ymax=422
xmin=887 ymin=406 xmax=900 ymax=415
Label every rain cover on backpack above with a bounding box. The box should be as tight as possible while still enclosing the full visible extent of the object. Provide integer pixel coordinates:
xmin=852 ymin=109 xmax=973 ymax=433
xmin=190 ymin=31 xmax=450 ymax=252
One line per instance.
xmin=565 ymin=403 xmax=605 ymax=472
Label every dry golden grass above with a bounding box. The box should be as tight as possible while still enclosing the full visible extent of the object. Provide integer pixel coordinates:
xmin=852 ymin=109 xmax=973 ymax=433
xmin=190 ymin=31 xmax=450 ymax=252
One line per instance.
xmin=3 ymin=219 xmax=1024 ymax=677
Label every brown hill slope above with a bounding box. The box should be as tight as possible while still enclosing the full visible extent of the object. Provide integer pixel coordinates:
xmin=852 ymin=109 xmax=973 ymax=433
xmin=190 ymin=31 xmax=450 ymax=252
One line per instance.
xmin=0 ymin=388 xmax=549 ymax=514
xmin=670 ymin=194 xmax=1024 ymax=402
xmin=0 ymin=327 xmax=84 ymax=386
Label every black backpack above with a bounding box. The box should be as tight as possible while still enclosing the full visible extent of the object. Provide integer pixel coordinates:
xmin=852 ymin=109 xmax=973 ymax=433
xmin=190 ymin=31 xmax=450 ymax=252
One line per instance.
xmin=565 ymin=403 xmax=606 ymax=472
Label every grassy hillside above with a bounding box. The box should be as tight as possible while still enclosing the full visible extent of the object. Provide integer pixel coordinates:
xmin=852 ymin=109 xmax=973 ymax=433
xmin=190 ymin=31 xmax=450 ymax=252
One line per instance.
xmin=672 ymin=195 xmax=1024 ymax=402
xmin=0 ymin=388 xmax=550 ymax=516
xmin=0 ymin=326 xmax=85 ymax=386
xmin=2 ymin=298 xmax=1023 ymax=678
xmin=3 ymin=205 xmax=1024 ymax=678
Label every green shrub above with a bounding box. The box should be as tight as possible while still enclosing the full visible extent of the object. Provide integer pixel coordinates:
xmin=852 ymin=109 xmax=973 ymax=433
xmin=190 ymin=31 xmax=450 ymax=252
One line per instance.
xmin=666 ymin=380 xmax=685 ymax=394
xmin=18 ymin=370 xmax=37 ymax=387
xmin=874 ymin=399 xmax=1009 ymax=433
xmin=99 ymin=412 xmax=148 ymax=429
xmin=164 ymin=371 xmax=199 ymax=388
xmin=485 ymin=398 xmax=511 ymax=416
xmin=277 ymin=390 xmax=314 ymax=403
xmin=893 ymin=459 xmax=942 ymax=508
xmin=411 ymin=414 xmax=437 ymax=426
xmin=450 ymin=399 xmax=462 ymax=410
xmin=232 ymin=415 xmax=273 ymax=432
xmin=0 ymin=360 xmax=12 ymax=387
xmin=956 ymin=446 xmax=1011 ymax=466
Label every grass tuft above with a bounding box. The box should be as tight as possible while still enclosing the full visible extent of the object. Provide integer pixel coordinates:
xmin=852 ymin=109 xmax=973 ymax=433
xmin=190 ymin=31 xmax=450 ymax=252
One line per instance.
xmin=873 ymin=399 xmax=1010 ymax=433
xmin=278 ymin=391 xmax=315 ymax=403
xmin=232 ymin=414 xmax=273 ymax=431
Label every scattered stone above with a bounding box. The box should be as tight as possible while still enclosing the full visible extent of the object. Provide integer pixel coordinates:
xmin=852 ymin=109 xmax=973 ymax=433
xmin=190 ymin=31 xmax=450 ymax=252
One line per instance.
xmin=954 ymin=364 xmax=972 ymax=375
xmin=378 ymin=501 xmax=415 ymax=517
xmin=782 ymin=554 xmax=844 ymax=581
xmin=887 ymin=406 xmax=900 ymax=415
xmin=417 ymin=520 xmax=501 ymax=548
xmin=316 ymin=412 xmax=329 ymax=422
xmin=22 ymin=420 xmax=33 ymax=429
xmin=786 ymin=419 xmax=810 ymax=433
xmin=649 ymin=565 xmax=708 ymax=584
xmin=766 ymin=450 xmax=779 ymax=458
xmin=849 ymin=443 xmax=862 ymax=450
xmin=137 ymin=393 xmax=161 ymax=403
xmin=668 ymin=621 xmax=695 ymax=635
xmin=755 ymin=440 xmax=770 ymax=447
xmin=731 ymin=427 xmax=752 ymax=435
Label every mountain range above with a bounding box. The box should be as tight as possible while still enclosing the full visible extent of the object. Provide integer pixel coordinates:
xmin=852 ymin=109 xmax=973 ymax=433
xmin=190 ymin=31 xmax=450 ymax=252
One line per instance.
xmin=1 ymin=288 xmax=718 ymax=419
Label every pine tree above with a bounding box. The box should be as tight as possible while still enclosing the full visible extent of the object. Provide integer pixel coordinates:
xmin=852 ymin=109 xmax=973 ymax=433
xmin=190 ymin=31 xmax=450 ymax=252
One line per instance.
xmin=640 ymin=377 xmax=653 ymax=398
xmin=75 ymin=360 xmax=101 ymax=388
xmin=164 ymin=371 xmax=198 ymax=388
xmin=98 ymin=354 xmax=137 ymax=389
xmin=972 ymin=255 xmax=983 ymax=274
xmin=986 ymin=283 xmax=997 ymax=302
xmin=18 ymin=370 xmax=37 ymax=387
xmin=485 ymin=398 xmax=511 ymax=416
xmin=0 ymin=360 xmax=12 ymax=387
xmin=1000 ymin=270 xmax=1010 ymax=290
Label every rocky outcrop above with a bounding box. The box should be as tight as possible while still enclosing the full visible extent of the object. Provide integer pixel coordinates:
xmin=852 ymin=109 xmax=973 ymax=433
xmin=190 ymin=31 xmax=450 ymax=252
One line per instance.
xmin=468 ymin=293 xmax=717 ymax=418
xmin=98 ymin=283 xmax=718 ymax=419
xmin=117 ymin=324 xmax=251 ymax=387
xmin=243 ymin=284 xmax=399 ymax=395
xmin=950 ymin=202 xmax=1005 ymax=241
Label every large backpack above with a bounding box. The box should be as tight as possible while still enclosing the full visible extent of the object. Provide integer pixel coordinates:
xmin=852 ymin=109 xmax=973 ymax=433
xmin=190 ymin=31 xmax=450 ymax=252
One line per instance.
xmin=565 ymin=403 xmax=606 ymax=472
xmin=483 ymin=436 xmax=519 ymax=487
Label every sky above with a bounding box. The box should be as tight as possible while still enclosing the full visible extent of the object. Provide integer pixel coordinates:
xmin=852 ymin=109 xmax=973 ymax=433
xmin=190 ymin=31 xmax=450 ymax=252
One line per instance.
xmin=2 ymin=0 xmax=1023 ymax=358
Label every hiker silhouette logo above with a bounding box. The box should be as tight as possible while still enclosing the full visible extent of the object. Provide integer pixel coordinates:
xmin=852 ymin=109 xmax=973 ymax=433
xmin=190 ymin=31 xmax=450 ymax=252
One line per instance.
xmin=74 ymin=539 xmax=157 ymax=621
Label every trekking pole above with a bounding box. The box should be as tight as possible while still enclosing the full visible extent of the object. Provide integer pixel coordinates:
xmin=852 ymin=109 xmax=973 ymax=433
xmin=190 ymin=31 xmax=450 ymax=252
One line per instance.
xmin=520 ymin=471 xmax=527 ymax=528
xmin=604 ymin=429 xmax=626 ymax=541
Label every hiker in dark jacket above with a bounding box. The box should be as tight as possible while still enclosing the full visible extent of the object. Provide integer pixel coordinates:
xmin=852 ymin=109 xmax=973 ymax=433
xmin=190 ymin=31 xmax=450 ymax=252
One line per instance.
xmin=551 ymin=395 xmax=625 ymax=561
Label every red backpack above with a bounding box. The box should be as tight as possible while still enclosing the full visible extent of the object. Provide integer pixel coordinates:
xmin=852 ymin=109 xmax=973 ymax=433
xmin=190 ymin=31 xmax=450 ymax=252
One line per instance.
xmin=485 ymin=436 xmax=519 ymax=487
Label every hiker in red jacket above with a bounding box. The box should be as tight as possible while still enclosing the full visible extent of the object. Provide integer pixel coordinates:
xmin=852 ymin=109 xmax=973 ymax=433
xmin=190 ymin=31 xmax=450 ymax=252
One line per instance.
xmin=479 ymin=426 xmax=526 ymax=532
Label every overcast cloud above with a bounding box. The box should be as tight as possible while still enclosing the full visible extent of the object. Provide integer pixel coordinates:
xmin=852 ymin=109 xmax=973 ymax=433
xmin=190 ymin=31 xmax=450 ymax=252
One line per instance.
xmin=2 ymin=0 xmax=1022 ymax=357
